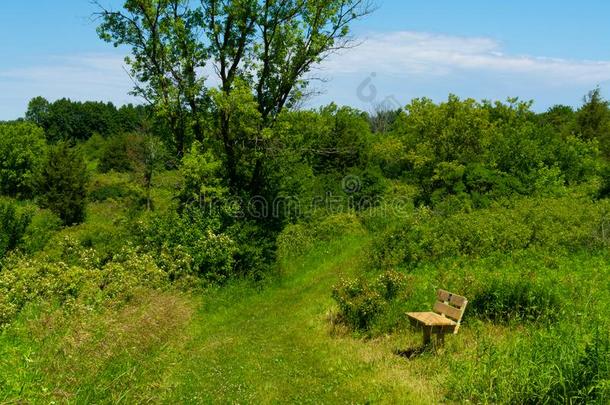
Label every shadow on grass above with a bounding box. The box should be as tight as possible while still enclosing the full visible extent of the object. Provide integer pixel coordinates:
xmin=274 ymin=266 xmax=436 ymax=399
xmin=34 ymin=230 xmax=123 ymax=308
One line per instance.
xmin=393 ymin=346 xmax=431 ymax=360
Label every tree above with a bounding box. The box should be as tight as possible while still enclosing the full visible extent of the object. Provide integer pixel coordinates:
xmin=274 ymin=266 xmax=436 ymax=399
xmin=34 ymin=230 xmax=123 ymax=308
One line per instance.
xmin=95 ymin=0 xmax=373 ymax=194
xmin=98 ymin=134 xmax=135 ymax=173
xmin=576 ymin=88 xmax=610 ymax=156
xmin=128 ymin=133 xmax=168 ymax=210
xmin=38 ymin=143 xmax=89 ymax=225
xmin=0 ymin=122 xmax=47 ymax=198
xmin=25 ymin=96 xmax=50 ymax=127
xmin=25 ymin=97 xmax=151 ymax=142
xmin=539 ymin=104 xmax=575 ymax=134
xmin=178 ymin=140 xmax=227 ymax=208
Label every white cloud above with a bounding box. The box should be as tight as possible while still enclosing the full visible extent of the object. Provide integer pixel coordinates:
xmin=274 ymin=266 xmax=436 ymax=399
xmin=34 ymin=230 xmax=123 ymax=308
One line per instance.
xmin=323 ymin=31 xmax=610 ymax=84
xmin=2 ymin=32 xmax=610 ymax=119
xmin=0 ymin=53 xmax=138 ymax=119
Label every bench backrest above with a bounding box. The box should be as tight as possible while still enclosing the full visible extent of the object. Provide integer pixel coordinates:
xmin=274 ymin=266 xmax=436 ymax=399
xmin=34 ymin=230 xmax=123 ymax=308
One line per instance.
xmin=433 ymin=289 xmax=468 ymax=333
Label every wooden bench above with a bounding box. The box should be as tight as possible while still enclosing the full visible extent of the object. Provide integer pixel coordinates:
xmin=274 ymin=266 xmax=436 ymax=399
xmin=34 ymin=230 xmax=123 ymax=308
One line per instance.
xmin=407 ymin=290 xmax=468 ymax=346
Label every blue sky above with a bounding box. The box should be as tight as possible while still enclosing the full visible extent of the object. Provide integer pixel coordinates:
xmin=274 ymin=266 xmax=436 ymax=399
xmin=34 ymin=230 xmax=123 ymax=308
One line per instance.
xmin=1 ymin=1 xmax=610 ymax=119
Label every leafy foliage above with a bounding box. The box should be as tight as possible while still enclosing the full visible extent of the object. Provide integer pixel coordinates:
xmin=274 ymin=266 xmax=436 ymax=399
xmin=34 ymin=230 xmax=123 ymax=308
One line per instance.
xmin=0 ymin=122 xmax=47 ymax=198
xmin=369 ymin=196 xmax=610 ymax=270
xmin=98 ymin=133 xmax=135 ymax=173
xmin=26 ymin=96 xmax=150 ymax=142
xmin=38 ymin=143 xmax=89 ymax=225
xmin=0 ymin=199 xmax=32 ymax=260
xmin=468 ymin=279 xmax=561 ymax=323
xmin=0 ymin=239 xmax=168 ymax=328
xmin=332 ymin=270 xmax=409 ymax=332
xmin=383 ymin=96 xmax=597 ymax=209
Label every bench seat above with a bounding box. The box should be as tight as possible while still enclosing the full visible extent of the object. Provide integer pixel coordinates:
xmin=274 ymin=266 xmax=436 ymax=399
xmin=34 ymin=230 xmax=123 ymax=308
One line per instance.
xmin=406 ymin=290 xmax=468 ymax=346
xmin=407 ymin=311 xmax=457 ymax=326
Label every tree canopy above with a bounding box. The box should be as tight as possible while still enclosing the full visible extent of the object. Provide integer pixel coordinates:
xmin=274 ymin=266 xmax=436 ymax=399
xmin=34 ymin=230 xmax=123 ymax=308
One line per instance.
xmin=96 ymin=0 xmax=374 ymax=195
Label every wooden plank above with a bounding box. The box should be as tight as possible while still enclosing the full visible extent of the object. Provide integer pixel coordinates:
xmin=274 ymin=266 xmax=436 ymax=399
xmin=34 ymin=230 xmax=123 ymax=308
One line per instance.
xmin=433 ymin=301 xmax=463 ymax=322
xmin=437 ymin=289 xmax=468 ymax=308
xmin=407 ymin=312 xmax=456 ymax=327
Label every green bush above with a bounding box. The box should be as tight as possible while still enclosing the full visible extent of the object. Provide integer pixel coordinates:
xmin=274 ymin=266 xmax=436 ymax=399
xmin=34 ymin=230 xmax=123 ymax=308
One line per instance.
xmin=332 ymin=277 xmax=386 ymax=332
xmin=88 ymin=173 xmax=147 ymax=207
xmin=314 ymin=213 xmax=365 ymax=241
xmin=468 ymin=279 xmax=562 ymax=323
xmin=277 ymin=223 xmax=314 ymax=260
xmin=19 ymin=208 xmax=61 ymax=254
xmin=133 ymin=208 xmax=238 ymax=283
xmin=0 ymin=122 xmax=47 ymax=197
xmin=390 ymin=96 xmax=597 ymax=207
xmin=0 ymin=240 xmax=169 ymax=328
xmin=98 ymin=133 xmax=135 ymax=173
xmin=369 ymin=196 xmax=610 ymax=269
xmin=332 ymin=270 xmax=409 ymax=332
xmin=38 ymin=143 xmax=89 ymax=225
xmin=0 ymin=199 xmax=33 ymax=260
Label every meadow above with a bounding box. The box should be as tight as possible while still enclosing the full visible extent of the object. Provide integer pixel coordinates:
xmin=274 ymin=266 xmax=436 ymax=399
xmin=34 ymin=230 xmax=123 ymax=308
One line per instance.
xmin=1 ymin=0 xmax=610 ymax=401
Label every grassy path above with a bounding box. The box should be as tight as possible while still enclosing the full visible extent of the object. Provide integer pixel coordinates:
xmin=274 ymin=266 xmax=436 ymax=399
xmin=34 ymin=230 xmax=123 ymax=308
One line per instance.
xmin=153 ymin=236 xmax=437 ymax=404
xmin=1 ymin=236 xmax=440 ymax=404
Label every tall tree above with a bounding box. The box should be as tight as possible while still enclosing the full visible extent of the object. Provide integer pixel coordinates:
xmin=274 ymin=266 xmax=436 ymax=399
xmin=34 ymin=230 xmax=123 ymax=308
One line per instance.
xmin=575 ymin=88 xmax=610 ymax=158
xmin=95 ymin=0 xmax=373 ymax=193
xmin=576 ymin=88 xmax=610 ymax=139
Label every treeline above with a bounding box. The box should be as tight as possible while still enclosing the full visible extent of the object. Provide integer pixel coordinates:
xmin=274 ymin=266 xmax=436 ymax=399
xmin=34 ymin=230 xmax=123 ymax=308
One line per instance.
xmin=24 ymin=97 xmax=150 ymax=142
xmin=2 ymin=88 xmax=609 ymax=222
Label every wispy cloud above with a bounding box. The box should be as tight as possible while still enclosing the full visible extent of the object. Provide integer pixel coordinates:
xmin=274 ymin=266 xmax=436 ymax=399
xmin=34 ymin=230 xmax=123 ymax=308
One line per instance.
xmin=323 ymin=31 xmax=610 ymax=84
xmin=2 ymin=32 xmax=610 ymax=119
xmin=0 ymin=53 xmax=137 ymax=119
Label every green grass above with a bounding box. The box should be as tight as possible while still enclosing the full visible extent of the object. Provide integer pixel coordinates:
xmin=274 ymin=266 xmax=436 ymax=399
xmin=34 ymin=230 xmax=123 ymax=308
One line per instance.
xmin=2 ymin=230 xmax=609 ymax=403
xmin=0 ymin=235 xmax=438 ymax=404
xmin=153 ymin=235 xmax=435 ymax=404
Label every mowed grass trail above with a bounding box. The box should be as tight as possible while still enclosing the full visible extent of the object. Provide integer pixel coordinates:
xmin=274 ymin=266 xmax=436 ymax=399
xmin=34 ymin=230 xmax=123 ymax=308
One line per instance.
xmin=2 ymin=235 xmax=439 ymax=404
xmin=156 ymin=235 xmax=436 ymax=404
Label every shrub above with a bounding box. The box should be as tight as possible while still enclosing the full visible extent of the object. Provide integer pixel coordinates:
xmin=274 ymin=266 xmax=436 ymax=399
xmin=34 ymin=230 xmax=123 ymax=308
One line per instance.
xmin=0 ymin=199 xmax=32 ymax=260
xmin=0 ymin=122 xmax=47 ymax=197
xmin=332 ymin=270 xmax=409 ymax=332
xmin=88 ymin=173 xmax=146 ymax=205
xmin=0 ymin=241 xmax=169 ymax=328
xmin=376 ymin=270 xmax=409 ymax=301
xmin=468 ymin=279 xmax=562 ymax=323
xmin=227 ymin=221 xmax=275 ymax=280
xmin=97 ymin=247 xmax=168 ymax=301
xmin=314 ymin=213 xmax=364 ymax=241
xmin=38 ymin=143 xmax=89 ymax=225
xmin=369 ymin=196 xmax=610 ymax=269
xmin=332 ymin=277 xmax=386 ymax=332
xmin=98 ymin=133 xmax=134 ymax=173
xmin=19 ymin=209 xmax=61 ymax=254
xmin=276 ymin=223 xmax=314 ymax=260
xmin=133 ymin=208 xmax=238 ymax=283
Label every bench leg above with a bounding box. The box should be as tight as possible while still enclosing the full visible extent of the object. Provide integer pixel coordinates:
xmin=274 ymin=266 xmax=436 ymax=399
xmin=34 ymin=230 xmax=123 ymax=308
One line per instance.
xmin=436 ymin=333 xmax=445 ymax=347
xmin=422 ymin=327 xmax=431 ymax=346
